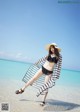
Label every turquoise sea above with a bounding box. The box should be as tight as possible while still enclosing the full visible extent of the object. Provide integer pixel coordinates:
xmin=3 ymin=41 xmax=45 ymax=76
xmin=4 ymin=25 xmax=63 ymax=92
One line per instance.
xmin=0 ymin=59 xmax=80 ymax=87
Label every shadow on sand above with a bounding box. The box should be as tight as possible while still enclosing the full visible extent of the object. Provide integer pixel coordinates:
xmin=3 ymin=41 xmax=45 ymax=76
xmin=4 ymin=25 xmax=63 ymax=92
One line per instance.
xmin=20 ymin=98 xmax=80 ymax=111
xmin=43 ymin=99 xmax=80 ymax=111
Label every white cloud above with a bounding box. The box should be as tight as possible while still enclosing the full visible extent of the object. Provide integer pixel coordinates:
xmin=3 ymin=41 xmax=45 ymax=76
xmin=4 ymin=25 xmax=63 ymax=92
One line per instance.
xmin=0 ymin=51 xmax=4 ymax=55
xmin=0 ymin=51 xmax=33 ymax=62
xmin=15 ymin=53 xmax=22 ymax=58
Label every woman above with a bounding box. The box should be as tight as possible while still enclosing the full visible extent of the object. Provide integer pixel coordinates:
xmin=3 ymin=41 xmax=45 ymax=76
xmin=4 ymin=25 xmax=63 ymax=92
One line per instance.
xmin=15 ymin=43 xmax=61 ymax=106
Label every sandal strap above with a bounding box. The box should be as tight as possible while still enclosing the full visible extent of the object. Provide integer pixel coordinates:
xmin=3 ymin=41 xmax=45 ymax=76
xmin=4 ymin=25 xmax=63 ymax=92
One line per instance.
xmin=15 ymin=88 xmax=24 ymax=94
xmin=42 ymin=101 xmax=45 ymax=104
xmin=40 ymin=101 xmax=45 ymax=106
xmin=20 ymin=88 xmax=24 ymax=92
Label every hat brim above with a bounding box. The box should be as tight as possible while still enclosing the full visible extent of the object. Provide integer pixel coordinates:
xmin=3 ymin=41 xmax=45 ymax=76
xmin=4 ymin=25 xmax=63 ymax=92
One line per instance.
xmin=45 ymin=44 xmax=61 ymax=52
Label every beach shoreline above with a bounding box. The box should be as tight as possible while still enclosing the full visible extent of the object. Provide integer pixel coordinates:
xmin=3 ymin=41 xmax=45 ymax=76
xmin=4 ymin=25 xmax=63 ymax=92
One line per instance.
xmin=0 ymin=79 xmax=80 ymax=112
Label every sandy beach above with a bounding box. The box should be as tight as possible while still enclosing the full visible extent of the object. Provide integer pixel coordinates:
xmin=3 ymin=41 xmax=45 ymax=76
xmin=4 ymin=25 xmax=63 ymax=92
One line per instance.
xmin=0 ymin=79 xmax=80 ymax=112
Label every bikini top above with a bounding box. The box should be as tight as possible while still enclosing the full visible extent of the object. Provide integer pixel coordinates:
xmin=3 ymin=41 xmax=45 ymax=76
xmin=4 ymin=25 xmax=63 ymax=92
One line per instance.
xmin=47 ymin=55 xmax=58 ymax=63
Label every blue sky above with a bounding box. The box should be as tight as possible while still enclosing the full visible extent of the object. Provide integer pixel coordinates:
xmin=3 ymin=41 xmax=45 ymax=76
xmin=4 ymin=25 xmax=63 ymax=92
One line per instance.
xmin=0 ymin=0 xmax=80 ymax=70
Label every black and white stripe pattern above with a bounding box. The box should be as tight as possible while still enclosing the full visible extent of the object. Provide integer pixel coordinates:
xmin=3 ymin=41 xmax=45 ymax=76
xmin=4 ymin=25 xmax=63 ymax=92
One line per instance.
xmin=22 ymin=54 xmax=62 ymax=97
xmin=36 ymin=54 xmax=62 ymax=97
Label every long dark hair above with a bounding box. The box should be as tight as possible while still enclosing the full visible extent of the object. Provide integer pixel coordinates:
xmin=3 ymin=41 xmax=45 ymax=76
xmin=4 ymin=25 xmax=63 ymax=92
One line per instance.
xmin=49 ymin=45 xmax=59 ymax=59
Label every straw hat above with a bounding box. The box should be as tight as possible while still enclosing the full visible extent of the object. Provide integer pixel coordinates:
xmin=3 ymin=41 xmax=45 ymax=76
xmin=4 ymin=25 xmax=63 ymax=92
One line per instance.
xmin=45 ymin=43 xmax=61 ymax=52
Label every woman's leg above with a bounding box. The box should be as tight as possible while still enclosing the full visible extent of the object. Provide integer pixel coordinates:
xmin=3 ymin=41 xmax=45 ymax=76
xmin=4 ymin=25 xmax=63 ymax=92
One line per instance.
xmin=41 ymin=74 xmax=52 ymax=105
xmin=16 ymin=68 xmax=43 ymax=94
xmin=22 ymin=68 xmax=43 ymax=90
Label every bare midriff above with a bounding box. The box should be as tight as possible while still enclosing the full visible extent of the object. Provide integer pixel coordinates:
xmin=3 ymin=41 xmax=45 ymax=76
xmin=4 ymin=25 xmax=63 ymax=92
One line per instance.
xmin=43 ymin=60 xmax=55 ymax=71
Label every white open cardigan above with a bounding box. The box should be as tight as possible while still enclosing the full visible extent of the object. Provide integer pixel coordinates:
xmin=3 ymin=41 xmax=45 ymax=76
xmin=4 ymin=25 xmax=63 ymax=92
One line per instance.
xmin=22 ymin=54 xmax=62 ymax=97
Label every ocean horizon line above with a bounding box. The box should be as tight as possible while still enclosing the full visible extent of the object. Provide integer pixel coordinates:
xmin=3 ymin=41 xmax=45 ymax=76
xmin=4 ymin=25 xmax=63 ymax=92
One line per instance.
xmin=0 ymin=58 xmax=33 ymax=64
xmin=0 ymin=58 xmax=80 ymax=72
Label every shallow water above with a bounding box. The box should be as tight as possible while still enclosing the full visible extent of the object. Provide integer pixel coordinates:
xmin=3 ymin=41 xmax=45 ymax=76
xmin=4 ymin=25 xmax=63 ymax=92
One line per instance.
xmin=0 ymin=59 xmax=80 ymax=87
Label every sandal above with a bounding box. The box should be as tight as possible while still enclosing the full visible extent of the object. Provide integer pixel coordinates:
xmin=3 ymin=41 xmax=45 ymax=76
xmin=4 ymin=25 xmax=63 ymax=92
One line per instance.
xmin=15 ymin=88 xmax=24 ymax=94
xmin=40 ymin=101 xmax=45 ymax=106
